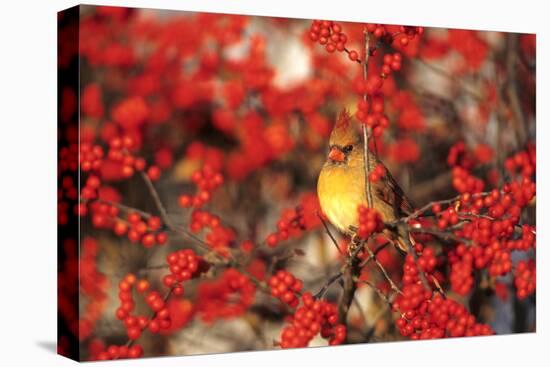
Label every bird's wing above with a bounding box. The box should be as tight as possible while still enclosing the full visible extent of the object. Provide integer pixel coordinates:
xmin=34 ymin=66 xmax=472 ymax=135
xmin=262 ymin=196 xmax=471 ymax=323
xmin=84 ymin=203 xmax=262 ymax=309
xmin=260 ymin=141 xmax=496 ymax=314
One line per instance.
xmin=374 ymin=165 xmax=415 ymax=216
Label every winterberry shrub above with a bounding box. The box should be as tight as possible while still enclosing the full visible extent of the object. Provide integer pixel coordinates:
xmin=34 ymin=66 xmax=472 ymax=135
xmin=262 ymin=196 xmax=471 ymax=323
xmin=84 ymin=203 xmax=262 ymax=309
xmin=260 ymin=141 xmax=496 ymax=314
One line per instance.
xmin=57 ymin=5 xmax=536 ymax=360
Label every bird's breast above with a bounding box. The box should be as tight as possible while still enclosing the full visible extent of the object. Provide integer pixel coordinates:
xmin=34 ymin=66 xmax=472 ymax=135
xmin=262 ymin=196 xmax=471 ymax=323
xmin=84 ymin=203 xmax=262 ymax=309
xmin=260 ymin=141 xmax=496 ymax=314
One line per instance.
xmin=317 ymin=164 xmax=366 ymax=235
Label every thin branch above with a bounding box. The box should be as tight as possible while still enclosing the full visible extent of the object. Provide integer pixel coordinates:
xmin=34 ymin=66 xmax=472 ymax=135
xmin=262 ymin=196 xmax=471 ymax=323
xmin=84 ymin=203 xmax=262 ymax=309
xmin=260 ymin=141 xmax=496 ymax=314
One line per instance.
xmin=314 ymin=272 xmax=344 ymax=299
xmin=317 ymin=211 xmax=343 ymax=255
xmin=355 ymin=279 xmax=393 ymax=307
xmin=408 ymin=226 xmax=472 ymax=245
xmin=363 ymin=242 xmax=401 ymax=294
xmin=412 ymin=57 xmax=483 ymax=101
xmin=358 ymin=241 xmax=390 ymax=268
xmin=94 ymin=198 xmax=152 ymax=219
xmin=395 ymin=191 xmax=494 ymax=224
xmin=362 ymin=31 xmax=374 ymax=208
xmin=139 ymin=171 xmax=174 ymax=230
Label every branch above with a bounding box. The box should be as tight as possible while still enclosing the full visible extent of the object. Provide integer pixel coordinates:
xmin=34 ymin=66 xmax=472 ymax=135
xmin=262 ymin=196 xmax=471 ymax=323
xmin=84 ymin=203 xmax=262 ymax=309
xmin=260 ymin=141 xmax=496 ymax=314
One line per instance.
xmin=338 ymin=29 xmax=374 ymax=327
xmin=139 ymin=171 xmax=174 ymax=230
xmin=362 ymin=31 xmax=374 ymax=208
xmin=338 ymin=252 xmax=360 ymax=324
xmin=412 ymin=57 xmax=483 ymax=101
xmin=137 ymin=172 xmax=234 ymax=260
xmin=314 ymin=242 xmax=390 ymax=299
xmin=363 ymin=241 xmax=401 ymax=293
xmin=395 ymin=191 xmax=493 ymax=223
xmin=317 ymin=211 xmax=343 ymax=255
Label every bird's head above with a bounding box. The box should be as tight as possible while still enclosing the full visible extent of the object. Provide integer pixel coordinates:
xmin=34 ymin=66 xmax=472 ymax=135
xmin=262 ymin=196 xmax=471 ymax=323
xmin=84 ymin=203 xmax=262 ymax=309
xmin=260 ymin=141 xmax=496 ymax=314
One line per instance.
xmin=326 ymin=110 xmax=362 ymax=165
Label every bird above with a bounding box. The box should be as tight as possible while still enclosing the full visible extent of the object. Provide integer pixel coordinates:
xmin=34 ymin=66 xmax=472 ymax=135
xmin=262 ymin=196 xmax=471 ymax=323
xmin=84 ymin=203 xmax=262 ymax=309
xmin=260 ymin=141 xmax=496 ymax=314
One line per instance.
xmin=317 ymin=109 xmax=414 ymax=252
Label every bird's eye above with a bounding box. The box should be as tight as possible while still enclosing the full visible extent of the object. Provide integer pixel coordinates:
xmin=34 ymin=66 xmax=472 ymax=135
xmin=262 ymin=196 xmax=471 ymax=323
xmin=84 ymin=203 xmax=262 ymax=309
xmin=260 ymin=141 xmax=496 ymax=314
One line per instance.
xmin=343 ymin=145 xmax=353 ymax=153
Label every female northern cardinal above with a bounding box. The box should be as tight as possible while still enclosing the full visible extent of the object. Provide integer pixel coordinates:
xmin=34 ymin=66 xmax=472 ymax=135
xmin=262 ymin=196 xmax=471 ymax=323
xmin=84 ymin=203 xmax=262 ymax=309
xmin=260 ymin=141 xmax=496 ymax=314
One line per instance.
xmin=317 ymin=110 xmax=414 ymax=252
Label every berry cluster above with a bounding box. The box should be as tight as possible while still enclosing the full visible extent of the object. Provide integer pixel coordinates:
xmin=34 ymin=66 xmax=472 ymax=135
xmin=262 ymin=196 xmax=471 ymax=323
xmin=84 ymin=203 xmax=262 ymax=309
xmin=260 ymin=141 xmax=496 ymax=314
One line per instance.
xmin=394 ymin=291 xmax=493 ymax=339
xmin=447 ymin=142 xmax=487 ymax=194
xmin=394 ymin=252 xmax=493 ymax=339
xmin=164 ymin=249 xmax=208 ymax=293
xmin=78 ymin=238 xmax=109 ymax=341
xmin=115 ymin=211 xmax=168 ymax=248
xmin=505 ymin=144 xmax=535 ymax=178
xmin=365 ymin=24 xmax=424 ymax=46
xmin=178 ymin=164 xmax=224 ymax=209
xmin=189 ymin=209 xmax=236 ymax=255
xmin=92 ymin=135 xmax=160 ymax=181
xmin=447 ymin=141 xmax=475 ymax=168
xmin=196 ymin=269 xmax=256 ymax=323
xmin=449 ymin=248 xmax=474 ymax=295
xmin=514 ymin=259 xmax=535 ymax=300
xmin=309 ymin=21 xmax=424 ymax=141
xmin=451 ymin=166 xmax=485 ymax=194
xmin=433 ymin=173 xmax=536 ymax=296
xmin=59 ymin=142 xmax=78 ymax=173
xmin=352 ymin=89 xmax=389 ymax=137
xmin=381 ymin=52 xmax=402 ymax=78
xmin=279 ymin=292 xmax=346 ymax=348
xmin=506 ymin=224 xmax=535 ymax=251
xmin=308 ymin=20 xmax=357 ymax=60
xmin=106 ymin=136 xmax=143 ymax=178
xmin=79 ymin=142 xmax=104 ymax=172
xmin=266 ymin=205 xmax=306 ymax=248
xmin=58 ymin=175 xmax=78 ymax=225
xmin=268 ymin=270 xmax=303 ymax=307
xmin=77 ymin=175 xmax=103 ymax=216
xmin=356 ymin=205 xmax=384 ymax=239
xmin=115 ymin=274 xmax=172 ymax=341
xmin=368 ymin=163 xmax=386 ymax=182
xmin=432 ymin=204 xmax=459 ymax=229
xmin=92 ymin=343 xmax=144 ymax=360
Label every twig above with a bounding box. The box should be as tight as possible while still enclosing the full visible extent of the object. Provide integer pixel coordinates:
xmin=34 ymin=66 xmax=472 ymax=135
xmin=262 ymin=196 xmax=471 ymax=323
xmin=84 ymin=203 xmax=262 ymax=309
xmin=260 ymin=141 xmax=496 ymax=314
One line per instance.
xmin=317 ymin=212 xmax=343 ymax=255
xmin=94 ymin=198 xmax=152 ymax=219
xmin=408 ymin=226 xmax=472 ymax=245
xmin=362 ymin=31 xmax=374 ymax=208
xmin=431 ymin=275 xmax=446 ymax=299
xmin=412 ymin=57 xmax=483 ymax=101
xmin=395 ymin=191 xmax=494 ymax=223
xmin=139 ymin=171 xmax=174 ymax=230
xmin=358 ymin=241 xmax=390 ymax=268
xmin=315 ymin=272 xmax=344 ymax=299
xmin=363 ymin=242 xmax=401 ymax=294
xmin=137 ymin=172 xmax=235 ymax=260
xmin=355 ymin=279 xmax=393 ymax=307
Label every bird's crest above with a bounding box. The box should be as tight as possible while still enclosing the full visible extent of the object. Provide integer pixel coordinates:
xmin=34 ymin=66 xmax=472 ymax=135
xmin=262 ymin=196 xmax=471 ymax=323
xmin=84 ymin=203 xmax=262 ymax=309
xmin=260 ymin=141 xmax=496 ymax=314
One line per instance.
xmin=329 ymin=109 xmax=359 ymax=146
xmin=336 ymin=109 xmax=352 ymax=130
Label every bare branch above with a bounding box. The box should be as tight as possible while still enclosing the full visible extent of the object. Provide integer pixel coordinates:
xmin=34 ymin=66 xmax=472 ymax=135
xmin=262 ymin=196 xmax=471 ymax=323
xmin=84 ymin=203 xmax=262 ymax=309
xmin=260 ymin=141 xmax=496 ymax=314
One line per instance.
xmin=317 ymin=211 xmax=343 ymax=255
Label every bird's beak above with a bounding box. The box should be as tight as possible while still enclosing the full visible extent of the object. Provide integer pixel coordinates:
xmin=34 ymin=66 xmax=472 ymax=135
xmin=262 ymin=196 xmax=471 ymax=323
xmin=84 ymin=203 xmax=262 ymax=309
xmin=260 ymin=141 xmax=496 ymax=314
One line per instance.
xmin=328 ymin=147 xmax=345 ymax=162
